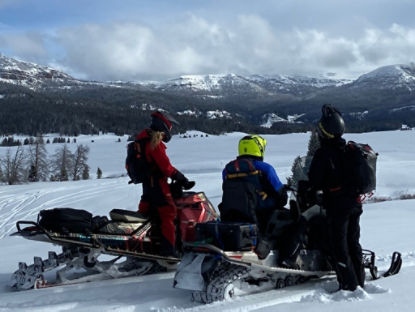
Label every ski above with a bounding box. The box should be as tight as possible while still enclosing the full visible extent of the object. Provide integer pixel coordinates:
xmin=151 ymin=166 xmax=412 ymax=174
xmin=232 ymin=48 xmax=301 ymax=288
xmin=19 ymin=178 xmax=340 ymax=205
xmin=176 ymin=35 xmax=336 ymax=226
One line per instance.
xmin=362 ymin=249 xmax=402 ymax=280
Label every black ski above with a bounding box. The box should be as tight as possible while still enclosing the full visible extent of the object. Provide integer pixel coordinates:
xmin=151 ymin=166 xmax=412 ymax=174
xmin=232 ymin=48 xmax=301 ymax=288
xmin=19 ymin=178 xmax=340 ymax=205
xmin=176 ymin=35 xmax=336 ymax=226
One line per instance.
xmin=363 ymin=249 xmax=402 ymax=280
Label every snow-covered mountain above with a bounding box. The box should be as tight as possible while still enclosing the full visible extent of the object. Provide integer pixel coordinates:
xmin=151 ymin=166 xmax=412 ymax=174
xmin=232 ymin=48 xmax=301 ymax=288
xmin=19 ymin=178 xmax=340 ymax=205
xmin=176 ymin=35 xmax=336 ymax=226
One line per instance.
xmin=0 ymin=54 xmax=82 ymax=89
xmin=1 ymin=54 xmax=415 ymax=133
xmin=351 ymin=64 xmax=415 ymax=91
xmin=0 ymin=54 xmax=132 ymax=90
xmin=150 ymin=73 xmax=350 ymax=98
xmin=2 ymin=54 xmax=415 ymax=96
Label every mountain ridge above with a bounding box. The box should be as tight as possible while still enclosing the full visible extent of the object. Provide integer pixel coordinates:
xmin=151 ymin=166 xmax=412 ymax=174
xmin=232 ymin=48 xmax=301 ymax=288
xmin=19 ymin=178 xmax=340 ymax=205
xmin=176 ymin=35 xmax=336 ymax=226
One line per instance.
xmin=1 ymin=54 xmax=415 ymax=135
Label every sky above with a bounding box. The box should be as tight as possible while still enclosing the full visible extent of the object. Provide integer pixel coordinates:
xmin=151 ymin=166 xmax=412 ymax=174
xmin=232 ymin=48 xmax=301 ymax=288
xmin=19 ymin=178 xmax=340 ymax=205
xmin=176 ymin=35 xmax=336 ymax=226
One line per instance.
xmin=1 ymin=0 xmax=415 ymax=81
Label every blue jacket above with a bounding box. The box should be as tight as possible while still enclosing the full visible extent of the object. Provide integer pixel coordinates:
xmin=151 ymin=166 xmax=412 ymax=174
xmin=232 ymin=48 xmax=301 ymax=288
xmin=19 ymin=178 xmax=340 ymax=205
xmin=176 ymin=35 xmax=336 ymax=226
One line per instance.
xmin=222 ymin=159 xmax=284 ymax=193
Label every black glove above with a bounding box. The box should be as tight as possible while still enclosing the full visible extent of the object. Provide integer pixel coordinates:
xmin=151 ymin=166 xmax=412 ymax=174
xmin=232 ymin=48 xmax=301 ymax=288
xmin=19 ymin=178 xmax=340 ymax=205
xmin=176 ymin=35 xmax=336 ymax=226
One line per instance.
xmin=278 ymin=187 xmax=288 ymax=207
xmin=282 ymin=184 xmax=293 ymax=192
xmin=172 ymin=171 xmax=195 ymax=190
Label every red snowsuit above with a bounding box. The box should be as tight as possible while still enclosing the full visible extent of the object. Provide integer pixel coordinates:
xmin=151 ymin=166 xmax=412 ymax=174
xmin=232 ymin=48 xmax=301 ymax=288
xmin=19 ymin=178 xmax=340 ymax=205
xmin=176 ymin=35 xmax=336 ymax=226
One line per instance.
xmin=136 ymin=129 xmax=178 ymax=249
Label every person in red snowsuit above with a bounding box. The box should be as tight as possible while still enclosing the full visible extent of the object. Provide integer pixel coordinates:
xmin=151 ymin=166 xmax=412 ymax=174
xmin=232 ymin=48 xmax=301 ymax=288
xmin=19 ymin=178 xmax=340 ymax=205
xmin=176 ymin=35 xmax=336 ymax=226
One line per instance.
xmin=136 ymin=111 xmax=191 ymax=257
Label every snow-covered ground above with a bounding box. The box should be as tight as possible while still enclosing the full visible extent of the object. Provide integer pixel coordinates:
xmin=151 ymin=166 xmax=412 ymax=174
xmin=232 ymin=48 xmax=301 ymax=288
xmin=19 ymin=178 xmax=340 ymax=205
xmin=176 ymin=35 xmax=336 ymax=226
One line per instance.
xmin=0 ymin=130 xmax=414 ymax=311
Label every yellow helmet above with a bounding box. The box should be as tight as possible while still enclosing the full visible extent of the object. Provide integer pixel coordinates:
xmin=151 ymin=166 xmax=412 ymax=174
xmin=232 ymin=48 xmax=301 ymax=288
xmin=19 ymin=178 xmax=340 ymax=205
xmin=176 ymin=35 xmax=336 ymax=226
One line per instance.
xmin=238 ymin=135 xmax=267 ymax=158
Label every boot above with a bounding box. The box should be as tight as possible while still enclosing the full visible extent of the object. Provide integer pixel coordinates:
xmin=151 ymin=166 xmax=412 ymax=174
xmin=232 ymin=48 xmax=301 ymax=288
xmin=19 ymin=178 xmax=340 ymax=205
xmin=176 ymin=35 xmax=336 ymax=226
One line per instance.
xmin=159 ymin=236 xmax=178 ymax=258
xmin=255 ymin=239 xmax=271 ymax=260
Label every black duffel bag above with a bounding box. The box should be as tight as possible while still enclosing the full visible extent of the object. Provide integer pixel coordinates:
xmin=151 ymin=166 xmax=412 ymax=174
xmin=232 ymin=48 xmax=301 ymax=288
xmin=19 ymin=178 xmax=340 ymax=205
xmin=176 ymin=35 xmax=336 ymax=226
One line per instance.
xmin=38 ymin=208 xmax=93 ymax=234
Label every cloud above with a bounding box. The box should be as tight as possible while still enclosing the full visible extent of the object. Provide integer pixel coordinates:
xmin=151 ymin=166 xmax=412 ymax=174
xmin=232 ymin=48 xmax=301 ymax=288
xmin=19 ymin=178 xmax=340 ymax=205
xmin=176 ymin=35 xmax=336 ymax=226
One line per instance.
xmin=358 ymin=24 xmax=415 ymax=66
xmin=0 ymin=32 xmax=48 ymax=61
xmin=2 ymin=14 xmax=415 ymax=80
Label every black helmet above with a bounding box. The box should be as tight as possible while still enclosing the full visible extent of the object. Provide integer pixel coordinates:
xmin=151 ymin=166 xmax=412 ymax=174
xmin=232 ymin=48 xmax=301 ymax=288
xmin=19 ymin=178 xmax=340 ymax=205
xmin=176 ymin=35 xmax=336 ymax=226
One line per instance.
xmin=150 ymin=111 xmax=180 ymax=143
xmin=317 ymin=104 xmax=345 ymax=139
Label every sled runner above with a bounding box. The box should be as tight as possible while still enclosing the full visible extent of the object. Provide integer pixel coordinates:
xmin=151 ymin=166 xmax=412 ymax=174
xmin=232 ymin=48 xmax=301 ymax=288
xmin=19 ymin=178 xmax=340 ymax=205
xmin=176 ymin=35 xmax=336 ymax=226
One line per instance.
xmin=10 ymin=189 xmax=218 ymax=290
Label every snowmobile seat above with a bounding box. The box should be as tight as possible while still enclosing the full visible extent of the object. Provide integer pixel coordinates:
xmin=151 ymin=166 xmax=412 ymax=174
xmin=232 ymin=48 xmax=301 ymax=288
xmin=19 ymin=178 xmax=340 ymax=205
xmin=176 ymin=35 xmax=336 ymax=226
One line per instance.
xmin=109 ymin=209 xmax=148 ymax=223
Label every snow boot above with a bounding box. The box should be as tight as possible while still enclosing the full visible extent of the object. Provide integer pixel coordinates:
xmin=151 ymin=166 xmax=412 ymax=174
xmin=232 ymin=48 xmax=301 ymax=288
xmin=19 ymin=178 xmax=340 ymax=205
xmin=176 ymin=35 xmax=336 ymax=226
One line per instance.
xmin=159 ymin=236 xmax=179 ymax=258
xmin=255 ymin=239 xmax=271 ymax=260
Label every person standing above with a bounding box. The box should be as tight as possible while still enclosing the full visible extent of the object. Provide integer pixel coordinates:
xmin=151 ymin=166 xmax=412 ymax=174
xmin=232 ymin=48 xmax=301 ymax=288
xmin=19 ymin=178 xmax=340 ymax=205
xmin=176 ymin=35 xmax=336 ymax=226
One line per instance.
xmin=136 ymin=111 xmax=192 ymax=257
xmin=308 ymin=104 xmax=365 ymax=291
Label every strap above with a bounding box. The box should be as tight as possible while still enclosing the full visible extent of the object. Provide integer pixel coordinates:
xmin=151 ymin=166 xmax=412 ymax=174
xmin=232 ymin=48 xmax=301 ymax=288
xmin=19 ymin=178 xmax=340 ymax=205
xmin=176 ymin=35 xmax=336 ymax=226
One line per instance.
xmin=257 ymin=191 xmax=268 ymax=200
xmin=226 ymin=170 xmax=261 ymax=179
xmin=329 ymin=186 xmax=342 ymax=192
xmin=241 ymin=158 xmax=256 ymax=171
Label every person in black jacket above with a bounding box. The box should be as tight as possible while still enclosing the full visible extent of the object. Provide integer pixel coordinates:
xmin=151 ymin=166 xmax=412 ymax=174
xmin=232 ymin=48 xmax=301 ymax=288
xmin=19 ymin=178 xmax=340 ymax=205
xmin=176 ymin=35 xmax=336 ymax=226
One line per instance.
xmin=308 ymin=104 xmax=365 ymax=291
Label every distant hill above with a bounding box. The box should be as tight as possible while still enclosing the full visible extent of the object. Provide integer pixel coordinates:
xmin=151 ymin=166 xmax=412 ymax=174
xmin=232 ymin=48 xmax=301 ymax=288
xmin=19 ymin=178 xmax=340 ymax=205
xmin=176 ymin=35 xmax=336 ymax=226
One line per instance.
xmin=1 ymin=54 xmax=414 ymax=135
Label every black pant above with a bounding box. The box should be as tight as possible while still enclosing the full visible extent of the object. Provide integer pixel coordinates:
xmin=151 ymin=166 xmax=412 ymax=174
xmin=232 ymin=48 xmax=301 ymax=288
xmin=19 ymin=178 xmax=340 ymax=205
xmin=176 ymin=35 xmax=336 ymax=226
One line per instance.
xmin=326 ymin=197 xmax=364 ymax=290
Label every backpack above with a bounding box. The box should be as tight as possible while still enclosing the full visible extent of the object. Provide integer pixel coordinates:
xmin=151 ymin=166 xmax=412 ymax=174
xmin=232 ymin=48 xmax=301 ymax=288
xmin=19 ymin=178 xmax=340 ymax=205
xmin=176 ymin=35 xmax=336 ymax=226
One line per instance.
xmin=125 ymin=139 xmax=149 ymax=184
xmin=344 ymin=141 xmax=378 ymax=194
xmin=219 ymin=158 xmax=261 ymax=224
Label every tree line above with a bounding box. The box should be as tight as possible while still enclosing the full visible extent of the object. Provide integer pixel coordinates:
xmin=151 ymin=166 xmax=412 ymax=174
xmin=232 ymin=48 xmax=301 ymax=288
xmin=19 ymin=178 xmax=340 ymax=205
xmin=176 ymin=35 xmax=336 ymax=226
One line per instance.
xmin=1 ymin=136 xmax=77 ymax=147
xmin=0 ymin=137 xmax=90 ymax=185
xmin=1 ymin=80 xmax=414 ymax=137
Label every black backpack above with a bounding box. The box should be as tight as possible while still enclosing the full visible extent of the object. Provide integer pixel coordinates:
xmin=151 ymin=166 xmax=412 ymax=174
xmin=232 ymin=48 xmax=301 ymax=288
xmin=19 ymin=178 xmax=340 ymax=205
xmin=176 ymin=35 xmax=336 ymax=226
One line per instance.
xmin=219 ymin=159 xmax=261 ymax=224
xmin=125 ymin=139 xmax=150 ymax=184
xmin=344 ymin=141 xmax=378 ymax=194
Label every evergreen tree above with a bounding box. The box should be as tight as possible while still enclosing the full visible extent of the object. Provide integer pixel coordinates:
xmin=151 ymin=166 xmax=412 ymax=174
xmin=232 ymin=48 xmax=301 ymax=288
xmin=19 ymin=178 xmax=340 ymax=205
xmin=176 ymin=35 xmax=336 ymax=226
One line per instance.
xmin=306 ymin=129 xmax=320 ymax=157
xmin=288 ymin=130 xmax=320 ymax=188
xmin=0 ymin=161 xmax=3 ymax=182
xmin=97 ymin=167 xmax=102 ymax=179
xmin=27 ymin=165 xmax=37 ymax=182
xmin=82 ymin=164 xmax=90 ymax=180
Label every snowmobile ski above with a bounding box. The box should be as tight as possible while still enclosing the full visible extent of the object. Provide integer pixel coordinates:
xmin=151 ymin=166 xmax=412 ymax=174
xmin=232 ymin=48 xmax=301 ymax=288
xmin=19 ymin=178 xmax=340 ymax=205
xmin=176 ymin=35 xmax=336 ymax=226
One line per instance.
xmin=362 ymin=249 xmax=402 ymax=280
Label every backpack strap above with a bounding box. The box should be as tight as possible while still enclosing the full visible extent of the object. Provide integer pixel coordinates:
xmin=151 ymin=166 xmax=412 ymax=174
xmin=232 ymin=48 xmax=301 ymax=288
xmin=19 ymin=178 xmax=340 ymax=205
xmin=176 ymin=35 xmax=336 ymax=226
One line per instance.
xmin=224 ymin=158 xmax=261 ymax=179
xmin=226 ymin=170 xmax=261 ymax=180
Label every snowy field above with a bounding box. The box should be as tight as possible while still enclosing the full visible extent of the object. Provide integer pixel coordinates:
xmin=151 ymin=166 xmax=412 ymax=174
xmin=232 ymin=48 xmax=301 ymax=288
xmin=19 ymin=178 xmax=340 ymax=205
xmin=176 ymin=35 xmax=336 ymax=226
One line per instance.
xmin=0 ymin=130 xmax=415 ymax=311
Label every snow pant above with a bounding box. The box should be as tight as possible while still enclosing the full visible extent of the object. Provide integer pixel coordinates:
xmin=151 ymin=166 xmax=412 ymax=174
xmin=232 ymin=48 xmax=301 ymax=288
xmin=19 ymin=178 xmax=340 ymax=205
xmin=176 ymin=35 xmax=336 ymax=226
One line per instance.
xmin=139 ymin=177 xmax=177 ymax=255
xmin=326 ymin=196 xmax=364 ymax=291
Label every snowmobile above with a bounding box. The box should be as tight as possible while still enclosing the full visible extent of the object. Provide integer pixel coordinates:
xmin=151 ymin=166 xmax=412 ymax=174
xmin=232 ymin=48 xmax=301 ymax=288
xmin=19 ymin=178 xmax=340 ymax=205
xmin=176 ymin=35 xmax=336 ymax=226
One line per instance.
xmin=9 ymin=183 xmax=218 ymax=290
xmin=173 ymin=187 xmax=402 ymax=303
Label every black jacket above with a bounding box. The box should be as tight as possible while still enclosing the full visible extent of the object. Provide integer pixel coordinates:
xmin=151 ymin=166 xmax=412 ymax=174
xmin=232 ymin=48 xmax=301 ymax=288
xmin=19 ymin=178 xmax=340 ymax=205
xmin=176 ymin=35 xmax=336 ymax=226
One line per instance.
xmin=308 ymin=137 xmax=346 ymax=193
xmin=308 ymin=137 xmax=360 ymax=205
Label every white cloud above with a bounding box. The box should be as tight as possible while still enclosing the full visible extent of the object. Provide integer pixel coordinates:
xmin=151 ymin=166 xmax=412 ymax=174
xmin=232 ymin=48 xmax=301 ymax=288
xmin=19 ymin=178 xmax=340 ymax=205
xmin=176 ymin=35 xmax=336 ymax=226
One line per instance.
xmin=2 ymin=15 xmax=415 ymax=80
xmin=0 ymin=32 xmax=48 ymax=61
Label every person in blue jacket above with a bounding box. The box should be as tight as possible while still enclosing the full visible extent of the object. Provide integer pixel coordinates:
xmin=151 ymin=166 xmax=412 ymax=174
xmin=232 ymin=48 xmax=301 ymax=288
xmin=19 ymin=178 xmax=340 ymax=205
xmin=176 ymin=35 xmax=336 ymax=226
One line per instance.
xmin=219 ymin=135 xmax=288 ymax=258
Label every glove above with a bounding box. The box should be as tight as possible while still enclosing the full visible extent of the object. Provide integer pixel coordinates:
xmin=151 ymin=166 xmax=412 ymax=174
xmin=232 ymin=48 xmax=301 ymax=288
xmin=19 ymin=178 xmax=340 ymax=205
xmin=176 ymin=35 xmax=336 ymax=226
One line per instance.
xmin=315 ymin=190 xmax=324 ymax=205
xmin=172 ymin=171 xmax=195 ymax=190
xmin=172 ymin=170 xmax=187 ymax=183
xmin=282 ymin=184 xmax=292 ymax=192
xmin=278 ymin=188 xmax=288 ymax=207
